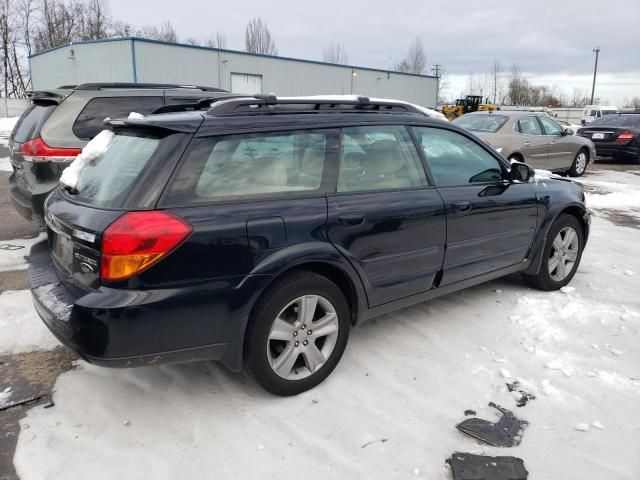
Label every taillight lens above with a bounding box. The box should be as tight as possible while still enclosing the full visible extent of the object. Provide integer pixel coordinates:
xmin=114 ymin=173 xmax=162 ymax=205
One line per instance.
xmin=101 ymin=211 xmax=193 ymax=281
xmin=20 ymin=137 xmax=81 ymax=163
xmin=615 ymin=131 xmax=635 ymax=143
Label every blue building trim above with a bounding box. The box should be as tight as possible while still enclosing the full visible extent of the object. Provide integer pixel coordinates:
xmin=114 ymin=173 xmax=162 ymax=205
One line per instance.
xmin=130 ymin=38 xmax=138 ymax=83
xmin=28 ymin=36 xmax=437 ymax=80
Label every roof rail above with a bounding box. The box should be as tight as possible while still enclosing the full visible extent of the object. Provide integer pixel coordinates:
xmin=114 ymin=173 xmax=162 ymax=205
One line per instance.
xmin=74 ymin=82 xmax=227 ymax=92
xmin=57 ymin=84 xmax=77 ymax=89
xmin=207 ymin=94 xmax=422 ymax=115
xmin=150 ymin=95 xmax=245 ymax=115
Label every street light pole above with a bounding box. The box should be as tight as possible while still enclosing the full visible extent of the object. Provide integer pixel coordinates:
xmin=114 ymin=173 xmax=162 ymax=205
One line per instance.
xmin=590 ymin=46 xmax=600 ymax=105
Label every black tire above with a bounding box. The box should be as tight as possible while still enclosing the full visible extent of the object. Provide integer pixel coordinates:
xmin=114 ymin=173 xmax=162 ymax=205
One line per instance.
xmin=522 ymin=214 xmax=585 ymax=291
xmin=243 ymin=270 xmax=350 ymax=396
xmin=568 ymin=148 xmax=589 ymax=177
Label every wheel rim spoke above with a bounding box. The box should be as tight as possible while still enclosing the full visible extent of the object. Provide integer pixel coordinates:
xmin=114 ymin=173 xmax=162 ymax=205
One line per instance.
xmin=312 ymin=313 xmax=338 ymax=337
xmin=552 ymin=236 xmax=564 ymax=251
xmin=556 ymin=258 xmax=567 ymax=279
xmin=299 ymin=295 xmax=319 ymax=325
xmin=549 ymin=255 xmax=561 ymax=272
xmin=269 ymin=318 xmax=295 ymax=341
xmin=303 ymin=344 xmax=326 ymax=373
xmin=566 ymin=249 xmax=578 ymax=261
xmin=273 ymin=345 xmax=298 ymax=377
xmin=563 ymin=229 xmax=576 ymax=248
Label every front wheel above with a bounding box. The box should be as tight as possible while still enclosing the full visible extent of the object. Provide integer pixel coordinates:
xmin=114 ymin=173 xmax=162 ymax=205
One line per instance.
xmin=522 ymin=214 xmax=585 ymax=291
xmin=568 ymin=149 xmax=589 ymax=177
xmin=244 ymin=271 xmax=350 ymax=396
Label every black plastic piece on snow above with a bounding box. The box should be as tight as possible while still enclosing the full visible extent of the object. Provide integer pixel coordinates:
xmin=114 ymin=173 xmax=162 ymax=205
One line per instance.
xmin=506 ymin=382 xmax=536 ymax=407
xmin=456 ymin=403 xmax=528 ymax=447
xmin=447 ymin=453 xmax=529 ymax=480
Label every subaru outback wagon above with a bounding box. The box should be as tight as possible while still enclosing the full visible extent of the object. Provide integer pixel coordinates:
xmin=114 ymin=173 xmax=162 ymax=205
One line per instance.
xmin=9 ymin=83 xmax=228 ymax=226
xmin=28 ymin=95 xmax=590 ymax=395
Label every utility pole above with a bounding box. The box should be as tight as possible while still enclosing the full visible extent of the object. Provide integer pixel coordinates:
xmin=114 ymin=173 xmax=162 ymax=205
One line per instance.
xmin=590 ymin=47 xmax=600 ymax=105
xmin=432 ymin=63 xmax=441 ymax=106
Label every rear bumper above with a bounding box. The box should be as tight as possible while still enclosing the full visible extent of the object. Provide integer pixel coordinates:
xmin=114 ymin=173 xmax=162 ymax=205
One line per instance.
xmin=9 ymin=181 xmax=56 ymax=227
xmin=28 ymin=240 xmax=269 ymax=370
xmin=593 ymin=142 xmax=639 ymax=159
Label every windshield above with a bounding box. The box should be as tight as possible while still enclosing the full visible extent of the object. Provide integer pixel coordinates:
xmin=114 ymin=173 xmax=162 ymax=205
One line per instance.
xmin=71 ymin=133 xmax=161 ymax=208
xmin=452 ymin=114 xmax=508 ymax=133
xmin=590 ymin=115 xmax=640 ymax=127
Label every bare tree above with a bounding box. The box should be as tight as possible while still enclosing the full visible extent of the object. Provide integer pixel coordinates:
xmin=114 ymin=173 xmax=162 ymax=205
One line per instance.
xmin=245 ymin=18 xmax=277 ymax=55
xmin=396 ymin=37 xmax=426 ymax=74
xmin=137 ymin=20 xmax=177 ymax=42
xmin=78 ymin=0 xmax=111 ymax=40
xmin=323 ymin=42 xmax=348 ymax=64
xmin=490 ymin=59 xmax=503 ymax=104
xmin=506 ymin=64 xmax=530 ymax=105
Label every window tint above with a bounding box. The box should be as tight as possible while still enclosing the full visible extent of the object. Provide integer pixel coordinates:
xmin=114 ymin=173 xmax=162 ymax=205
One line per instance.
xmin=538 ymin=116 xmax=563 ymax=135
xmin=412 ymin=127 xmax=504 ymax=187
xmin=452 ymin=114 xmax=508 ymax=133
xmin=166 ymin=130 xmax=329 ymax=203
xmin=73 ymin=134 xmax=161 ymax=208
xmin=516 ymin=116 xmax=543 ymax=135
xmin=337 ymin=125 xmax=427 ymax=192
xmin=72 ymin=96 xmax=163 ymax=139
xmin=591 ymin=115 xmax=640 ymax=127
xmin=12 ymin=104 xmax=57 ymax=143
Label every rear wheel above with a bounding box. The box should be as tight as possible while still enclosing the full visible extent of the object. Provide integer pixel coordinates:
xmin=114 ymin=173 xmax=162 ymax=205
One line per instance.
xmin=568 ymin=149 xmax=588 ymax=177
xmin=523 ymin=214 xmax=584 ymax=291
xmin=244 ymin=271 xmax=350 ymax=396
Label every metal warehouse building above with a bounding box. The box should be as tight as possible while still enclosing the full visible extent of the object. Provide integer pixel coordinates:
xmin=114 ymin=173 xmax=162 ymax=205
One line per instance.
xmin=29 ymin=37 xmax=438 ymax=107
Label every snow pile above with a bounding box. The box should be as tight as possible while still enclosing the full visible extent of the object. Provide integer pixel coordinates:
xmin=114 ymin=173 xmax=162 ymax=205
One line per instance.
xmin=59 ymin=130 xmax=114 ymax=189
xmin=578 ymin=170 xmax=640 ymax=218
xmin=0 ymin=290 xmax=61 ymax=354
xmin=0 ymin=116 xmax=18 ymax=171
xmin=0 ymin=234 xmax=46 ymax=272
xmin=127 ymin=112 xmax=144 ymax=120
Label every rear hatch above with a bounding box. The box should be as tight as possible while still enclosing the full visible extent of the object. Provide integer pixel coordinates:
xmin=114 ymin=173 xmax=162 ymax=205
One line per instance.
xmin=45 ymin=125 xmax=195 ymax=291
xmin=9 ymin=92 xmax=77 ymax=201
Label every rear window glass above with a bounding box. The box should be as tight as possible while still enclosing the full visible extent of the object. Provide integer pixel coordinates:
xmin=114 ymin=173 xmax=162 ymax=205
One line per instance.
xmin=590 ymin=115 xmax=640 ymax=127
xmin=452 ymin=114 xmax=508 ymax=133
xmin=12 ymin=104 xmax=56 ymax=143
xmin=72 ymin=134 xmax=161 ymax=208
xmin=72 ymin=96 xmax=163 ymax=140
xmin=165 ymin=130 xmax=330 ymax=204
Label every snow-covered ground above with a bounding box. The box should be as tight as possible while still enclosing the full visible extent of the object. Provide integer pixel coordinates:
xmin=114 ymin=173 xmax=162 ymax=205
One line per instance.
xmin=3 ymin=166 xmax=639 ymax=480
xmin=0 ymin=234 xmax=45 ymax=272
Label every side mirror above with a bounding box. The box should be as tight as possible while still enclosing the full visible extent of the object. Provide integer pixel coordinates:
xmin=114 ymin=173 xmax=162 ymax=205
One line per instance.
xmin=510 ymin=161 xmax=534 ymax=183
xmin=560 ymin=128 xmax=569 ymax=136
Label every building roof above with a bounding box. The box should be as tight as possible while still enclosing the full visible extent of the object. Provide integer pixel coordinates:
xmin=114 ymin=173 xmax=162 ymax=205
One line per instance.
xmin=29 ymin=36 xmax=437 ymax=80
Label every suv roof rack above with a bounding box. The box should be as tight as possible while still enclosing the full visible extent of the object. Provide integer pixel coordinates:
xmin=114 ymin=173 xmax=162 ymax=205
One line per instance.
xmin=74 ymin=83 xmax=227 ymax=92
xmin=207 ymin=94 xmax=423 ymax=115
xmin=150 ymin=95 xmax=244 ymax=115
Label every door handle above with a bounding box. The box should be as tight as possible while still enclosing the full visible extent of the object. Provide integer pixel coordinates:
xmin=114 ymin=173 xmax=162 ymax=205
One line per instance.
xmin=452 ymin=201 xmax=472 ymax=213
xmin=338 ymin=213 xmax=365 ymax=226
xmin=523 ymin=141 xmax=531 ymax=146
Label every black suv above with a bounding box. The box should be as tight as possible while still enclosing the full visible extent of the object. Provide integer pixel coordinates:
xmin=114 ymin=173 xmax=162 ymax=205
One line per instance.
xmin=28 ymin=95 xmax=590 ymax=395
xmin=8 ymin=83 xmax=228 ymax=226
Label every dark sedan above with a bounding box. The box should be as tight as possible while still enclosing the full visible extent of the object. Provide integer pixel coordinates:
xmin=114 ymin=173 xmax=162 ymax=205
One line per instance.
xmin=577 ymin=114 xmax=640 ymax=163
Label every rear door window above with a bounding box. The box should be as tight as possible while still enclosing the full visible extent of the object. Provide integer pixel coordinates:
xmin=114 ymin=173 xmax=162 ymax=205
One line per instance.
xmin=12 ymin=104 xmax=57 ymax=143
xmin=165 ymin=130 xmax=333 ymax=204
xmin=72 ymin=96 xmax=163 ymax=139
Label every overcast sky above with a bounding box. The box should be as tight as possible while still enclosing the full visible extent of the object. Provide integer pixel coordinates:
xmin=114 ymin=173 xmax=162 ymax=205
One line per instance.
xmin=110 ymin=0 xmax=640 ymax=104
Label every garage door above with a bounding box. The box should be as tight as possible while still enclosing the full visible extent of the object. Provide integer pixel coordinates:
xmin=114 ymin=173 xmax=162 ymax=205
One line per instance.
xmin=231 ymin=73 xmax=263 ymax=95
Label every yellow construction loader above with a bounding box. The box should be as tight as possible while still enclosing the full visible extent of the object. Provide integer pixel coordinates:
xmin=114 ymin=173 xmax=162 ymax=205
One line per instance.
xmin=441 ymin=95 xmax=499 ymax=121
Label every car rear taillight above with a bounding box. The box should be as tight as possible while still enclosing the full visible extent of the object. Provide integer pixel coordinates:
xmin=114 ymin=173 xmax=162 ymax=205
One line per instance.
xmin=20 ymin=137 xmax=82 ymax=163
xmin=615 ymin=131 xmax=635 ymax=143
xmin=101 ymin=211 xmax=193 ymax=281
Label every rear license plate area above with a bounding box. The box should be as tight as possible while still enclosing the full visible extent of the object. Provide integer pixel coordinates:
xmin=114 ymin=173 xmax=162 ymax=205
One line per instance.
xmin=592 ymin=133 xmax=605 ymax=140
xmin=52 ymin=233 xmax=73 ymax=274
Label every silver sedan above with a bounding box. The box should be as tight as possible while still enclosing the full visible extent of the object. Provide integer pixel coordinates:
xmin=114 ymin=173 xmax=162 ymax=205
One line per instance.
xmin=453 ymin=111 xmax=596 ymax=176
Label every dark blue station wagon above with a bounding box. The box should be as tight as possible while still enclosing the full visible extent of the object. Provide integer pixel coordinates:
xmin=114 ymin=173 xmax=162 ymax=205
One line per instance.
xmin=28 ymin=96 xmax=590 ymax=395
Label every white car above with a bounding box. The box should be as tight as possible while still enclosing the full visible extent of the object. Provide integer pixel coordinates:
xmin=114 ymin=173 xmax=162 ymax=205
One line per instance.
xmin=581 ymin=105 xmax=618 ymax=125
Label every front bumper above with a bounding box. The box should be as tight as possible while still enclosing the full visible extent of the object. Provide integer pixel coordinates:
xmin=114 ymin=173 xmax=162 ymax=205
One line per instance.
xmin=28 ymin=240 xmax=267 ymax=370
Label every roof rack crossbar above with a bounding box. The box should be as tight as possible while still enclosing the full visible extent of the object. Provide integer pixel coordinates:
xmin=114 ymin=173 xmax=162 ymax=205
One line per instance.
xmin=150 ymin=95 xmax=242 ymax=115
xmin=207 ymin=95 xmax=421 ymax=115
xmin=74 ymin=82 xmax=227 ymax=92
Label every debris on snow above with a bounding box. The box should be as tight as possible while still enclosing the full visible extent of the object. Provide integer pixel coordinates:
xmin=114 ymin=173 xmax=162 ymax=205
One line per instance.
xmin=622 ymin=270 xmax=634 ymax=276
xmin=593 ymin=421 xmax=605 ymax=430
xmin=608 ymin=347 xmax=624 ymax=356
xmin=446 ymin=453 xmax=529 ymax=480
xmin=464 ymin=410 xmax=477 ymax=416
xmin=456 ymin=403 xmax=528 ymax=447
xmin=123 ymin=420 xmax=131 ymax=426
xmin=361 ymin=438 xmax=387 ymax=449
xmin=575 ymin=423 xmax=590 ymax=432
xmin=506 ymin=382 xmax=537 ymax=407
xmin=560 ymin=286 xmax=575 ymax=294
xmin=60 ymin=130 xmax=115 ymax=189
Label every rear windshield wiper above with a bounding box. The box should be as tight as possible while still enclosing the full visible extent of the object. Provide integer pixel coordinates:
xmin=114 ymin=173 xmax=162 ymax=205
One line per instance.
xmin=62 ymin=184 xmax=79 ymax=195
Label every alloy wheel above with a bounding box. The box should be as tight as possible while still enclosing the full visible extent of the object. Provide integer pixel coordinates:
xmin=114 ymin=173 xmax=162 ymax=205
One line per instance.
xmin=267 ymin=295 xmax=339 ymax=380
xmin=575 ymin=152 xmax=587 ymax=174
xmin=548 ymin=226 xmax=580 ymax=281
